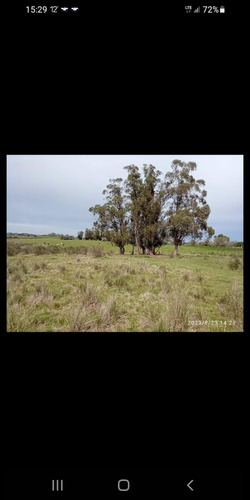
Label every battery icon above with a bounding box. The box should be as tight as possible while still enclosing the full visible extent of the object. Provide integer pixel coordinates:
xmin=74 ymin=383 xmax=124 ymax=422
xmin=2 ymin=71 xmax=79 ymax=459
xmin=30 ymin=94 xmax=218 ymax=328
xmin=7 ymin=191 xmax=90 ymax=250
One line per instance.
xmin=220 ymin=6 xmax=225 ymax=13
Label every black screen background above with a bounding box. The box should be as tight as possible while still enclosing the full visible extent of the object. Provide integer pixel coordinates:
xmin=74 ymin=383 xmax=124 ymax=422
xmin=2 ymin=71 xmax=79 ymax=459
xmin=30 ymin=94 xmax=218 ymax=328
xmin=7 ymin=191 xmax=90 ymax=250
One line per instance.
xmin=3 ymin=0 xmax=247 ymax=495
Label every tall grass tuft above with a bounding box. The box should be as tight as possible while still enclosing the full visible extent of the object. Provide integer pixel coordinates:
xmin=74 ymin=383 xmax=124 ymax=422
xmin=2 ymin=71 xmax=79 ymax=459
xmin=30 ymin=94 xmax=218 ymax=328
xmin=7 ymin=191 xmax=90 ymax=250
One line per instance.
xmin=166 ymin=286 xmax=191 ymax=331
xmin=219 ymin=281 xmax=243 ymax=322
xmin=89 ymin=246 xmax=105 ymax=258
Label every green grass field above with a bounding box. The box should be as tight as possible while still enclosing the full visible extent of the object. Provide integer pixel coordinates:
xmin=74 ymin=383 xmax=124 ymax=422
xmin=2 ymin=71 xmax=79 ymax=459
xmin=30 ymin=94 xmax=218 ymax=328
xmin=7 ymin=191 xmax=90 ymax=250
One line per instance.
xmin=7 ymin=235 xmax=244 ymax=254
xmin=7 ymin=237 xmax=243 ymax=332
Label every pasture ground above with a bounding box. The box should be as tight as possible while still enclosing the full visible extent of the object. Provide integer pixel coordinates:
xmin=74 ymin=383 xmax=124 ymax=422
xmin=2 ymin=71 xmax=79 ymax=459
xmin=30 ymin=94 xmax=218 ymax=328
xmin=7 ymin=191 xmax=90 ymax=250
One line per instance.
xmin=7 ymin=237 xmax=243 ymax=332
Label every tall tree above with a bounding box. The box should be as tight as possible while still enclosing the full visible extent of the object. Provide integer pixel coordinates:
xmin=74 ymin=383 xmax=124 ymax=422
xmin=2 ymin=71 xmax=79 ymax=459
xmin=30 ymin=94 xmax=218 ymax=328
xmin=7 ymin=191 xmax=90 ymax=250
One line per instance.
xmin=123 ymin=164 xmax=144 ymax=255
xmin=164 ymin=160 xmax=214 ymax=256
xmin=84 ymin=228 xmax=94 ymax=240
xmin=89 ymin=178 xmax=130 ymax=254
xmin=77 ymin=230 xmax=83 ymax=240
xmin=141 ymin=164 xmax=166 ymax=255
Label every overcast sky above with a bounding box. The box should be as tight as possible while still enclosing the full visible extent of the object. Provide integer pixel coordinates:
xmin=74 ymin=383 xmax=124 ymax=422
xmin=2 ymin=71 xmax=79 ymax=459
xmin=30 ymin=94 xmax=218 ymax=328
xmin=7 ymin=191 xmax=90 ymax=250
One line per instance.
xmin=7 ymin=155 xmax=244 ymax=241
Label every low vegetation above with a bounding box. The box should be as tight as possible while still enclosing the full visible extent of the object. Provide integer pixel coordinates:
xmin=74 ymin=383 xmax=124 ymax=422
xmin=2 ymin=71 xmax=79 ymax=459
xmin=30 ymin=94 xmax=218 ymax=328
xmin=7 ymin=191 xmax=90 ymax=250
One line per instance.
xmin=7 ymin=237 xmax=243 ymax=332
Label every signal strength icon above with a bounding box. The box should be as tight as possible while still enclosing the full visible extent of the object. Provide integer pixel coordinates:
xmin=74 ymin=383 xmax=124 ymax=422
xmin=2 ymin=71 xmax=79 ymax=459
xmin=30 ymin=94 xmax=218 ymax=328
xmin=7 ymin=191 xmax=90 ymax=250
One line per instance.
xmin=194 ymin=6 xmax=200 ymax=13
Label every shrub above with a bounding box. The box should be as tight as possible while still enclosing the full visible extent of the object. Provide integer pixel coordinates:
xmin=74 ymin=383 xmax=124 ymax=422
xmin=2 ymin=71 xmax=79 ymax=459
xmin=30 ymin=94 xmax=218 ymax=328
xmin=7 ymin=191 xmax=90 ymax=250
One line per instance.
xmin=214 ymin=234 xmax=230 ymax=247
xmin=228 ymin=257 xmax=241 ymax=270
xmin=48 ymin=245 xmax=60 ymax=254
xmin=34 ymin=245 xmax=46 ymax=255
xmin=22 ymin=245 xmax=33 ymax=254
xmin=7 ymin=243 xmax=20 ymax=256
xmin=89 ymin=246 xmax=105 ymax=258
xmin=65 ymin=246 xmax=88 ymax=255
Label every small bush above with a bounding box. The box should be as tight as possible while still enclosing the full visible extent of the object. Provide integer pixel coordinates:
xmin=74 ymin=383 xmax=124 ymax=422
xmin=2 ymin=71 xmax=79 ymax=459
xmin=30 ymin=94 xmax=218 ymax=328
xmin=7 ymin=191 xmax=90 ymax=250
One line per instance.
xmin=228 ymin=257 xmax=241 ymax=270
xmin=65 ymin=246 xmax=88 ymax=255
xmin=7 ymin=243 xmax=20 ymax=256
xmin=34 ymin=245 xmax=46 ymax=255
xmin=49 ymin=245 xmax=60 ymax=254
xmin=89 ymin=246 xmax=105 ymax=258
xmin=22 ymin=245 xmax=33 ymax=254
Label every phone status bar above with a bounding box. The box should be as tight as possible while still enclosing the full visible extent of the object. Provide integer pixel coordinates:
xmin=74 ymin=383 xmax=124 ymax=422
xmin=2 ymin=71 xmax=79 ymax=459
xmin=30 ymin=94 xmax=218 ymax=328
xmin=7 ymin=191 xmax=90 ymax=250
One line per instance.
xmin=185 ymin=5 xmax=226 ymax=14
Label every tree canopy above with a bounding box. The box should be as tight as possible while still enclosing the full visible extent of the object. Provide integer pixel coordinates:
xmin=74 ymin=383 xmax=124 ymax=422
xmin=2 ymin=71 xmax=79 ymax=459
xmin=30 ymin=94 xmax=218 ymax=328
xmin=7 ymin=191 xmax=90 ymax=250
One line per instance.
xmin=89 ymin=161 xmax=214 ymax=256
xmin=89 ymin=178 xmax=130 ymax=254
xmin=164 ymin=160 xmax=214 ymax=255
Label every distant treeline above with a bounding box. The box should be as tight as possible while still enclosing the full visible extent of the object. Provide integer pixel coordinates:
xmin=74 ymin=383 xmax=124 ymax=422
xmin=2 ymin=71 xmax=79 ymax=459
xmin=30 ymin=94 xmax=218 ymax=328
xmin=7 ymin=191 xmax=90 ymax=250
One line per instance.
xmin=7 ymin=233 xmax=37 ymax=238
xmin=7 ymin=232 xmax=243 ymax=248
xmin=7 ymin=232 xmax=75 ymax=240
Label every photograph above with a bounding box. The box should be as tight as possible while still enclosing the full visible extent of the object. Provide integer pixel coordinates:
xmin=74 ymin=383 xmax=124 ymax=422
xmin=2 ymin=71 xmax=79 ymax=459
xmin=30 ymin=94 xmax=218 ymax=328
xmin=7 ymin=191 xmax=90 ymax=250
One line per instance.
xmin=7 ymin=155 xmax=243 ymax=332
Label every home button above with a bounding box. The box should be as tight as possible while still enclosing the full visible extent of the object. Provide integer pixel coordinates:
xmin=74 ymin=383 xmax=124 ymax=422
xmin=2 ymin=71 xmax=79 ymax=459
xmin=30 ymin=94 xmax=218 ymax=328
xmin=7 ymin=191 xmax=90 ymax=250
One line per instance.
xmin=118 ymin=479 xmax=130 ymax=491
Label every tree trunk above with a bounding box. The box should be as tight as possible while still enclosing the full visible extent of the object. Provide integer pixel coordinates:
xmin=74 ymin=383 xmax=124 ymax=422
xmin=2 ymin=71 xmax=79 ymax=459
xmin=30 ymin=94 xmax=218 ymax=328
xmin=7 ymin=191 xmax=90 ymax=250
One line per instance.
xmin=135 ymin=223 xmax=140 ymax=255
xmin=146 ymin=246 xmax=156 ymax=255
xmin=131 ymin=245 xmax=134 ymax=255
xmin=119 ymin=245 xmax=125 ymax=254
xmin=173 ymin=243 xmax=178 ymax=257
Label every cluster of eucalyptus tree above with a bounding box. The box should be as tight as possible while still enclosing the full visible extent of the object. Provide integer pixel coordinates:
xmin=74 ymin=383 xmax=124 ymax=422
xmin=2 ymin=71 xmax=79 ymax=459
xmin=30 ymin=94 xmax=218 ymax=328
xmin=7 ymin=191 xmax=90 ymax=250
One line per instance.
xmin=89 ymin=160 xmax=214 ymax=256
